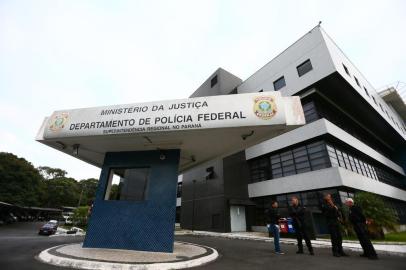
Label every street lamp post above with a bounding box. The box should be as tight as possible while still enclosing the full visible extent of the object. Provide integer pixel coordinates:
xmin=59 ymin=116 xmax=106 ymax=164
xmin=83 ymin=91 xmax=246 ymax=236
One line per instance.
xmin=191 ymin=179 xmax=196 ymax=232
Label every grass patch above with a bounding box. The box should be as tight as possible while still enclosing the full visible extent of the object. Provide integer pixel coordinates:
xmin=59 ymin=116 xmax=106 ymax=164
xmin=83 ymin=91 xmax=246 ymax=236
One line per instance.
xmin=383 ymin=231 xmax=406 ymax=242
xmin=319 ymin=231 xmax=406 ymax=243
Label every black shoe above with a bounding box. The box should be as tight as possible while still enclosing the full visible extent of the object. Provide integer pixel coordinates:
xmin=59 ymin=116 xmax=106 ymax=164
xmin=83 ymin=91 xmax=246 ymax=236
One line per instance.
xmin=360 ymin=254 xmax=367 ymax=257
xmin=309 ymin=250 xmax=314 ymax=256
xmin=333 ymin=253 xmax=341 ymax=257
xmin=340 ymin=252 xmax=349 ymax=257
xmin=296 ymin=250 xmax=304 ymax=254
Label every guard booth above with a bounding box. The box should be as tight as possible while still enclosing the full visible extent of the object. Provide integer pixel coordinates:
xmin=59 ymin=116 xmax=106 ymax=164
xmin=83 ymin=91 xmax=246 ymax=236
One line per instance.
xmin=36 ymin=91 xmax=305 ymax=252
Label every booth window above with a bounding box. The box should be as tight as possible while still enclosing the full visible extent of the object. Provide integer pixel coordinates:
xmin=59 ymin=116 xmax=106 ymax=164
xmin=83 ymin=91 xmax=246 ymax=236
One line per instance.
xmin=104 ymin=167 xmax=150 ymax=201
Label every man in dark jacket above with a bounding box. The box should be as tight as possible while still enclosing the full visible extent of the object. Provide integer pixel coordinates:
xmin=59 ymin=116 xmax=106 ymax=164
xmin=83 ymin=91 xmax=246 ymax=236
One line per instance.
xmin=266 ymin=201 xmax=284 ymax=254
xmin=321 ymin=194 xmax=348 ymax=257
xmin=345 ymin=198 xmax=378 ymax=260
xmin=288 ymin=196 xmax=314 ymax=255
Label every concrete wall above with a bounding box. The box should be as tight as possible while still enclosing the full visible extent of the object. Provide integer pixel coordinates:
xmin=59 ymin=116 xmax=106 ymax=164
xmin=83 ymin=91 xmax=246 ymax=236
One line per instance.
xmin=237 ymin=26 xmax=336 ymax=96
xmin=189 ymin=68 xmax=242 ymax=98
xmin=180 ymin=158 xmax=227 ymax=232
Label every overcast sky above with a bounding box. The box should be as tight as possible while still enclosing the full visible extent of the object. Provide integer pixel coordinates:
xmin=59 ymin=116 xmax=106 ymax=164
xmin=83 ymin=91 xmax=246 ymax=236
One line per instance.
xmin=1 ymin=0 xmax=405 ymax=181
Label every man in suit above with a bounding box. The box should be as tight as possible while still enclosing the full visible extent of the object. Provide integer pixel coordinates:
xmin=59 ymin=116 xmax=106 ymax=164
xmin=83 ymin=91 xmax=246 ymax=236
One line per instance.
xmin=321 ymin=194 xmax=348 ymax=257
xmin=289 ymin=196 xmax=314 ymax=255
xmin=345 ymin=198 xmax=378 ymax=260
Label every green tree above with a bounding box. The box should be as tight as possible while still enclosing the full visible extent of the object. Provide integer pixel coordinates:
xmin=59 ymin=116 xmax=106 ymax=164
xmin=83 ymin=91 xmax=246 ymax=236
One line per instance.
xmin=354 ymin=192 xmax=398 ymax=238
xmin=38 ymin=166 xmax=67 ymax=180
xmin=43 ymin=177 xmax=81 ymax=207
xmin=0 ymin=152 xmax=45 ymax=206
xmin=77 ymin=178 xmax=99 ymax=206
xmin=72 ymin=206 xmax=89 ymax=228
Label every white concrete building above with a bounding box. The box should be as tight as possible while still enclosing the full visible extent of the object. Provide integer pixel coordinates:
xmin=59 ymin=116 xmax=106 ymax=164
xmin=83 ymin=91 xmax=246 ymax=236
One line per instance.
xmin=179 ymin=26 xmax=406 ymax=234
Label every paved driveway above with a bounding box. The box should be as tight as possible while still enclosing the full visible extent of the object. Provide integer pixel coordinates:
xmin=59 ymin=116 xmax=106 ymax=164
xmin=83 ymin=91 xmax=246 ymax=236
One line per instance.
xmin=0 ymin=222 xmax=405 ymax=270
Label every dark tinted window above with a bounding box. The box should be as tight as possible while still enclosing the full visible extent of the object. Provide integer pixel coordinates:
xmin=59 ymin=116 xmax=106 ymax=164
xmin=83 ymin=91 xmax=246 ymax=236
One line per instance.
xmin=105 ymin=167 xmax=150 ymax=201
xmin=363 ymin=87 xmax=370 ymax=97
xmin=297 ymin=59 xmax=313 ymax=77
xmin=343 ymin=64 xmax=350 ymax=76
xmin=302 ymin=101 xmax=319 ymax=123
xmin=354 ymin=76 xmax=360 ymax=87
xmin=273 ymin=76 xmax=286 ymax=91
xmin=210 ymin=75 xmax=218 ymax=88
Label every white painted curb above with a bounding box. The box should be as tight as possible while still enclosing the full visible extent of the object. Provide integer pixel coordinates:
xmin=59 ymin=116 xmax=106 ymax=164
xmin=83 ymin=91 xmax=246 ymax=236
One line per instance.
xmin=37 ymin=243 xmax=219 ymax=270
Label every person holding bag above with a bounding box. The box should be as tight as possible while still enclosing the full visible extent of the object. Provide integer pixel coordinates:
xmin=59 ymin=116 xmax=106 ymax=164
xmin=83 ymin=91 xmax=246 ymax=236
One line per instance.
xmin=267 ymin=200 xmax=284 ymax=255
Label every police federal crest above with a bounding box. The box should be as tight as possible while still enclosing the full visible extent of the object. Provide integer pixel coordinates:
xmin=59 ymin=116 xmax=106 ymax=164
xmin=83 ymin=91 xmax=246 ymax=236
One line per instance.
xmin=49 ymin=113 xmax=69 ymax=132
xmin=253 ymin=96 xmax=277 ymax=120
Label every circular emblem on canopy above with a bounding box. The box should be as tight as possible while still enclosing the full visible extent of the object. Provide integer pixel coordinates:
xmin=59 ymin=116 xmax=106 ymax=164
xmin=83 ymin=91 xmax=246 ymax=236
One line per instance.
xmin=253 ymin=96 xmax=277 ymax=120
xmin=49 ymin=113 xmax=69 ymax=132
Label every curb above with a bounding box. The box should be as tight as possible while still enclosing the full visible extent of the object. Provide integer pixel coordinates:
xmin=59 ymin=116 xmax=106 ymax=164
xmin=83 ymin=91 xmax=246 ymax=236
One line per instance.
xmin=177 ymin=231 xmax=406 ymax=257
xmin=37 ymin=242 xmax=219 ymax=270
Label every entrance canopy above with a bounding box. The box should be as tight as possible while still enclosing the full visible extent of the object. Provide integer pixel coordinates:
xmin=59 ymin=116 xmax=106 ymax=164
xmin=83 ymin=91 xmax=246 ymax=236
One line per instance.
xmin=36 ymin=92 xmax=305 ymax=172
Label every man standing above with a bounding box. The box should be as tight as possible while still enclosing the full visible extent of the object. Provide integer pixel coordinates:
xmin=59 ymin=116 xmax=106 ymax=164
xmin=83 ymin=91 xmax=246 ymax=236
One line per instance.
xmin=267 ymin=201 xmax=284 ymax=255
xmin=289 ymin=196 xmax=314 ymax=255
xmin=321 ymin=194 xmax=348 ymax=257
xmin=345 ymin=198 xmax=378 ymax=260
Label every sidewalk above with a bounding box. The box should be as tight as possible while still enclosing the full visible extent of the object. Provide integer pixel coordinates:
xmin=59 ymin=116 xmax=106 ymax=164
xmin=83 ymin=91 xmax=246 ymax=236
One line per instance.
xmin=176 ymin=230 xmax=406 ymax=256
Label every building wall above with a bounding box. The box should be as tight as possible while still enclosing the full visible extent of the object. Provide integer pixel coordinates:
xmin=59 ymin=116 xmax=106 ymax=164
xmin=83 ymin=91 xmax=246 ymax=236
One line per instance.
xmin=180 ymin=158 xmax=227 ymax=231
xmin=320 ymin=29 xmax=406 ymax=139
xmin=179 ymin=26 xmax=406 ymax=232
xmin=238 ymin=27 xmax=336 ymax=96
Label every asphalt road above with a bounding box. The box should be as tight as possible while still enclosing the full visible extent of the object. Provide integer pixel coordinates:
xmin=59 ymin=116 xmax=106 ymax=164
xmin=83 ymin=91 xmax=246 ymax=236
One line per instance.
xmin=0 ymin=222 xmax=405 ymax=270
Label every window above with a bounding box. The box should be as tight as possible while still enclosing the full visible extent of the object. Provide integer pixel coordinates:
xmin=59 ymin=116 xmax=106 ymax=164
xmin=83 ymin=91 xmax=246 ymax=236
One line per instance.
xmin=354 ymin=76 xmax=360 ymax=87
xmin=297 ymin=59 xmax=313 ymax=77
xmin=363 ymin=87 xmax=370 ymax=97
xmin=372 ymin=96 xmax=377 ymax=105
xmin=343 ymin=64 xmax=350 ymax=76
xmin=229 ymin=88 xmax=237 ymax=94
xmin=302 ymin=101 xmax=319 ymax=123
xmin=325 ymin=142 xmax=405 ymax=190
xmin=273 ymin=76 xmax=286 ymax=91
xmin=104 ymin=167 xmax=150 ymax=201
xmin=250 ymin=157 xmax=270 ymax=182
xmin=210 ymin=75 xmax=218 ymax=88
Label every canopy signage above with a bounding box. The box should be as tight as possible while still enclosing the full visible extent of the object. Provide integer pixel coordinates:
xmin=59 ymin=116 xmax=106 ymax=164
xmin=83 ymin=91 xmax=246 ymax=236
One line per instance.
xmin=43 ymin=92 xmax=290 ymax=139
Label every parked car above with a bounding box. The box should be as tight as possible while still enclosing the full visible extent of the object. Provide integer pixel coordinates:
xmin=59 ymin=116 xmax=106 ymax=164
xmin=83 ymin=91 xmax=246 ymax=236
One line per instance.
xmin=48 ymin=220 xmax=58 ymax=227
xmin=38 ymin=222 xmax=58 ymax=235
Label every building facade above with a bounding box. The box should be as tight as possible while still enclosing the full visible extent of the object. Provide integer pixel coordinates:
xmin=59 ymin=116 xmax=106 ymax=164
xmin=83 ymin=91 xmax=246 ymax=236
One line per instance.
xmin=178 ymin=26 xmax=406 ymax=234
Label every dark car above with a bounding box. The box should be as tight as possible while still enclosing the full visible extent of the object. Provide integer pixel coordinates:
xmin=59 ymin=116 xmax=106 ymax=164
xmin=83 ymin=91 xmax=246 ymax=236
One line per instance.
xmin=38 ymin=223 xmax=58 ymax=235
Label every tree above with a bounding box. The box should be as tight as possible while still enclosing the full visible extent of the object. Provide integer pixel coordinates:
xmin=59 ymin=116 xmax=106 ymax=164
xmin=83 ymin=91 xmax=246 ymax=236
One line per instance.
xmin=0 ymin=152 xmax=45 ymax=206
xmin=354 ymin=192 xmax=398 ymax=238
xmin=38 ymin=166 xmax=67 ymax=180
xmin=43 ymin=177 xmax=81 ymax=207
xmin=77 ymin=178 xmax=99 ymax=206
xmin=72 ymin=206 xmax=89 ymax=228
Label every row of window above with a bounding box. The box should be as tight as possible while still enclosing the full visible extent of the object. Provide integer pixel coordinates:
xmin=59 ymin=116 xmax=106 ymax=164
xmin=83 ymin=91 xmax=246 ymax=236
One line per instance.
xmin=250 ymin=140 xmax=330 ymax=182
xmin=272 ymin=59 xmax=313 ymax=91
xmin=342 ymin=63 xmax=406 ymax=135
xmin=326 ymin=143 xmax=405 ymax=190
xmin=252 ymin=188 xmax=406 ymax=226
xmin=252 ymin=188 xmax=341 ymax=226
xmin=249 ymin=140 xmax=405 ymax=191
